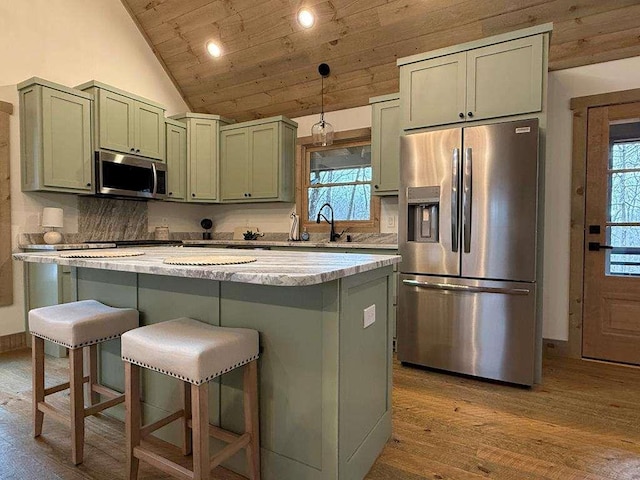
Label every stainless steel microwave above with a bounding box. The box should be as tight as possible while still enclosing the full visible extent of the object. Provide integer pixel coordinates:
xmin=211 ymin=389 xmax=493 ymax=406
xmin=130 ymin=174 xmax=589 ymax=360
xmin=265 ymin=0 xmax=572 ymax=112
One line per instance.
xmin=95 ymin=150 xmax=167 ymax=200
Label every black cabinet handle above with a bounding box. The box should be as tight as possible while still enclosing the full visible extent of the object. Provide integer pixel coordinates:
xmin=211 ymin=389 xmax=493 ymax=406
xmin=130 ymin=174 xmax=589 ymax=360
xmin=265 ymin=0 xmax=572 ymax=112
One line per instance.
xmin=374 ymin=184 xmax=379 ymax=189
xmin=169 ymin=192 xmax=173 ymax=196
xmin=467 ymin=112 xmax=474 ymax=118
xmin=248 ymin=193 xmax=251 ymax=197
xmin=244 ymin=193 xmax=247 ymax=197
xmin=86 ymin=182 xmax=91 ymax=187
xmin=136 ymin=149 xmax=140 ymax=153
xmin=130 ymin=148 xmax=135 ymax=152
xmin=192 ymin=193 xmax=196 ymax=197
xmin=458 ymin=112 xmax=464 ymax=119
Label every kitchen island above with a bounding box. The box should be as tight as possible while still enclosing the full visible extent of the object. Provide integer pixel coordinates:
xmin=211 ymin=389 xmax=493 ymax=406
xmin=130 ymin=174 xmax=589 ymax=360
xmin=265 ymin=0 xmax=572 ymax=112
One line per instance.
xmin=13 ymin=247 xmax=400 ymax=480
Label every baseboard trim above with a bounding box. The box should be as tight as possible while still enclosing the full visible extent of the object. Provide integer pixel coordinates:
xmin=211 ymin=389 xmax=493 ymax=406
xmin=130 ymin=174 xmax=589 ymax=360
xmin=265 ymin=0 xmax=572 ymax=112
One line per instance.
xmin=543 ymin=338 xmax=577 ymax=359
xmin=0 ymin=332 xmax=28 ymax=353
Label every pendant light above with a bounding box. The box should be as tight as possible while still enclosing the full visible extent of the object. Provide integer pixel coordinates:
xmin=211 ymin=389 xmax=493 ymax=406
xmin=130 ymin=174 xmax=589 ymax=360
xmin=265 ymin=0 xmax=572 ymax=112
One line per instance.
xmin=312 ymin=63 xmax=334 ymax=146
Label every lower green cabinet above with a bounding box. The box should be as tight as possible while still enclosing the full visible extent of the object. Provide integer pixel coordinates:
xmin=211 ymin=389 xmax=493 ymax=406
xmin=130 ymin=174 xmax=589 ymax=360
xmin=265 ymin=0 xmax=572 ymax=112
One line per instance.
xmin=370 ymin=94 xmax=400 ymax=196
xmin=25 ymin=263 xmax=76 ymax=357
xmin=165 ymin=119 xmax=187 ymax=201
xmin=18 ymin=78 xmax=93 ymax=194
xmin=220 ymin=116 xmax=297 ymax=203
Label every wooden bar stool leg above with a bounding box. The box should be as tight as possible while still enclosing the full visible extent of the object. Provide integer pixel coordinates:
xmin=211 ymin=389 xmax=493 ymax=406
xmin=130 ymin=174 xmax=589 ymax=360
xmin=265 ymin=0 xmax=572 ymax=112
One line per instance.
xmin=32 ymin=336 xmax=45 ymax=438
xmin=182 ymin=381 xmax=192 ymax=455
xmin=244 ymin=360 xmax=260 ymax=480
xmin=125 ymin=362 xmax=141 ymax=480
xmin=69 ymin=347 xmax=85 ymax=465
xmin=192 ymin=382 xmax=210 ymax=480
xmin=88 ymin=344 xmax=100 ymax=405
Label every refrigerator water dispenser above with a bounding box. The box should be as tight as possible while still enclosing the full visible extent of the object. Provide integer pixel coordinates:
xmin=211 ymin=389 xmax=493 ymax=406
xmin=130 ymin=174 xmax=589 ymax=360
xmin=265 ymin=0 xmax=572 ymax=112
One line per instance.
xmin=407 ymin=186 xmax=440 ymax=243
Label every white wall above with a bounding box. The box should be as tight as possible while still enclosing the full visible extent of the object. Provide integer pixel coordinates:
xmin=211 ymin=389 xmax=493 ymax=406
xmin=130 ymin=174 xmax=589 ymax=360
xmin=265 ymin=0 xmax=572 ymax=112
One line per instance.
xmin=543 ymin=56 xmax=640 ymax=340
xmin=0 ymin=0 xmax=189 ymax=336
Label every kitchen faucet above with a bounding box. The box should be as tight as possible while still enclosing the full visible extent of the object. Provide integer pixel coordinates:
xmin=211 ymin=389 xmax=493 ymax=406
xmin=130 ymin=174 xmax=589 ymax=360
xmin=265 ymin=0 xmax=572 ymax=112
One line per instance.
xmin=316 ymin=203 xmax=342 ymax=242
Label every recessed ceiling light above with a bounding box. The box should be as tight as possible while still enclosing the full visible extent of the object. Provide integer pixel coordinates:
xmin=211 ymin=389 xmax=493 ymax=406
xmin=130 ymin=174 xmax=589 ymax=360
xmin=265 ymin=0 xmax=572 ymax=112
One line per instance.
xmin=297 ymin=9 xmax=315 ymax=29
xmin=206 ymin=41 xmax=222 ymax=58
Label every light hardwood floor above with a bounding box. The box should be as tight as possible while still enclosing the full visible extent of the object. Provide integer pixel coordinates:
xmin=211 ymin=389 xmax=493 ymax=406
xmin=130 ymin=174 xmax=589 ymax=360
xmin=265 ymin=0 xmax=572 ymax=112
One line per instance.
xmin=1 ymin=349 xmax=639 ymax=479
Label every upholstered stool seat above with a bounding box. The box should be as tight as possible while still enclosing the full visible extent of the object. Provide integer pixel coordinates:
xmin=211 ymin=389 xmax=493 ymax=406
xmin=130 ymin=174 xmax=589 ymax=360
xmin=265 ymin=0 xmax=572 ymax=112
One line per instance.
xmin=30 ymin=299 xmax=139 ymax=348
xmin=121 ymin=317 xmax=259 ymax=385
xmin=29 ymin=300 xmax=139 ymax=466
xmin=122 ymin=318 xmax=261 ymax=480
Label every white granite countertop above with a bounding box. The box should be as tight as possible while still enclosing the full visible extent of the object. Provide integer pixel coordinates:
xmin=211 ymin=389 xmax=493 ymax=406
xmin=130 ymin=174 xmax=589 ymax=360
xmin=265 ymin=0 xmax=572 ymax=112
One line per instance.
xmin=13 ymin=247 xmax=401 ymax=287
xmin=182 ymin=239 xmax=398 ymax=250
xmin=20 ymin=243 xmax=117 ymax=251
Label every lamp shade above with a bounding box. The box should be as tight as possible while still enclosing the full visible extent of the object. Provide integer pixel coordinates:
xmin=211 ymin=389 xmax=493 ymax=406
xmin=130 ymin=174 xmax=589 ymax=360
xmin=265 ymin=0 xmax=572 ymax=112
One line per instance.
xmin=42 ymin=207 xmax=63 ymax=228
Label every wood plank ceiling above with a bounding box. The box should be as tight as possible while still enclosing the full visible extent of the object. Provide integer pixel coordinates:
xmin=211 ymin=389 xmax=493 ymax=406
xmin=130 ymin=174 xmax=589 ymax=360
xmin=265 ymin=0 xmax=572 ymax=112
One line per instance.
xmin=121 ymin=0 xmax=640 ymax=121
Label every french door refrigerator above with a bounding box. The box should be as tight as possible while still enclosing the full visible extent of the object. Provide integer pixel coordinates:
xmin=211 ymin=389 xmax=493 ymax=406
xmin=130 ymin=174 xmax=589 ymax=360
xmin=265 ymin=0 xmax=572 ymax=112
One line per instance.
xmin=397 ymin=118 xmax=540 ymax=386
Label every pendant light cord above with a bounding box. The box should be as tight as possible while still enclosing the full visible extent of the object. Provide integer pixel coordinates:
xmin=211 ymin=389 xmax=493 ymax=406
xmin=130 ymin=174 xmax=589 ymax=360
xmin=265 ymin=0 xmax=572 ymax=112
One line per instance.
xmin=320 ymin=75 xmax=325 ymax=125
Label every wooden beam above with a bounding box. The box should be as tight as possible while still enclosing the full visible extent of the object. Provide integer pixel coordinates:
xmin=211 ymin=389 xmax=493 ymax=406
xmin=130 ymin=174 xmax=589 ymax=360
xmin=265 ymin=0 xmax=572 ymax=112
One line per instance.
xmin=0 ymin=104 xmax=12 ymax=307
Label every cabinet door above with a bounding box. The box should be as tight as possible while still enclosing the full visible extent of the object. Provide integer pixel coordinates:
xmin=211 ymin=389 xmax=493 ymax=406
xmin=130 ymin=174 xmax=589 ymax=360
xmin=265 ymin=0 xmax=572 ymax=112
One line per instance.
xmin=372 ymin=99 xmax=400 ymax=195
xmin=466 ymin=35 xmax=543 ymax=121
xmin=400 ymin=52 xmax=466 ymax=129
xmin=188 ymin=119 xmax=219 ymax=202
xmin=220 ymin=128 xmax=250 ymax=201
xmin=249 ymin=123 xmax=279 ymax=199
xmin=166 ymin=123 xmax=187 ymax=201
xmin=41 ymin=87 xmax=92 ymax=191
xmin=135 ymin=102 xmax=166 ymax=160
xmin=98 ymin=89 xmax=135 ymax=153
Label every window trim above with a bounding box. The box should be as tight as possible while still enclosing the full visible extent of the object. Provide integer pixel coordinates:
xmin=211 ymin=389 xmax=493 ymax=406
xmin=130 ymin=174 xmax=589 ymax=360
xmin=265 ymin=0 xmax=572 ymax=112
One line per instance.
xmin=296 ymin=127 xmax=380 ymax=233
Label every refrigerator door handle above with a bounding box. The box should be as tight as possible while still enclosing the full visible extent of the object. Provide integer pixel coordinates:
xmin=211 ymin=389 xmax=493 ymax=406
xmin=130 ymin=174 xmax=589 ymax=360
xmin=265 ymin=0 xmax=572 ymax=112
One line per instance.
xmin=462 ymin=147 xmax=472 ymax=253
xmin=402 ymin=279 xmax=530 ymax=296
xmin=451 ymin=148 xmax=460 ymax=253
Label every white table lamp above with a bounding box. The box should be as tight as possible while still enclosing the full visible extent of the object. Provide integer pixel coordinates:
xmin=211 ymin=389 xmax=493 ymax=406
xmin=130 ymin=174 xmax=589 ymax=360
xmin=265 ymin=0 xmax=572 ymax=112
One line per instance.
xmin=42 ymin=207 xmax=64 ymax=244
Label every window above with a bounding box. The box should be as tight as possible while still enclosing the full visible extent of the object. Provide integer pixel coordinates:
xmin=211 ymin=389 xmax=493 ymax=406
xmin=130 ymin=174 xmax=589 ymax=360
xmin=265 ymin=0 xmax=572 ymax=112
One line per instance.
xmin=296 ymin=128 xmax=380 ymax=233
xmin=608 ymin=129 xmax=640 ymax=276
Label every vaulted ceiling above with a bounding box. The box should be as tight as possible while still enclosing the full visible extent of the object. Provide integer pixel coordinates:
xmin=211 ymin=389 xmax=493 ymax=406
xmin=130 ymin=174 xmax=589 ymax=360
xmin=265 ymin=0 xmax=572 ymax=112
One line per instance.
xmin=121 ymin=0 xmax=640 ymax=121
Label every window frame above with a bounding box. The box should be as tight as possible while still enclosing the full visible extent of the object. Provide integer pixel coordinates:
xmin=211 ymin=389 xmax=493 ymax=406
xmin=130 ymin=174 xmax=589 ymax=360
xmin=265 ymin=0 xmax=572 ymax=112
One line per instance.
xmin=296 ymin=128 xmax=380 ymax=233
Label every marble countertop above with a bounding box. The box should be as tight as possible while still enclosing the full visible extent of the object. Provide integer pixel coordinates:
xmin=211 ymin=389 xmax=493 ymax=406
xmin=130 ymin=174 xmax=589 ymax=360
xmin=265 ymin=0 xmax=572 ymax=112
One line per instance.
xmin=20 ymin=243 xmax=117 ymax=251
xmin=13 ymin=247 xmax=401 ymax=287
xmin=182 ymin=239 xmax=398 ymax=250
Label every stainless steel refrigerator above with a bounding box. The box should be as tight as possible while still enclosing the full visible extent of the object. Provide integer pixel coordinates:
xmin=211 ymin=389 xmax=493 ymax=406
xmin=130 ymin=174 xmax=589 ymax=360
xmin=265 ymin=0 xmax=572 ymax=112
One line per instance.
xmin=397 ymin=118 xmax=540 ymax=386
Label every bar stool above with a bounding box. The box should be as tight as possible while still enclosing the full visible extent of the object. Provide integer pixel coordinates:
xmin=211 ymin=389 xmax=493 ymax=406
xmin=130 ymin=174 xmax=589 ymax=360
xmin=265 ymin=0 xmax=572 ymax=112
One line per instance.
xmin=121 ymin=317 xmax=260 ymax=480
xmin=29 ymin=299 xmax=139 ymax=465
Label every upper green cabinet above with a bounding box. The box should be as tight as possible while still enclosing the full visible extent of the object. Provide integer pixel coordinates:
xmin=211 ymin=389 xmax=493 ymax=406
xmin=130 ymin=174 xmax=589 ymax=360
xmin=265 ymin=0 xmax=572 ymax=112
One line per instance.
xmin=169 ymin=113 xmax=232 ymax=203
xmin=18 ymin=78 xmax=93 ymax=194
xmin=370 ymin=94 xmax=400 ymax=196
xmin=165 ymin=119 xmax=187 ymax=202
xmin=220 ymin=116 xmax=297 ymax=203
xmin=399 ymin=25 xmax=550 ymax=130
xmin=77 ymin=81 xmax=166 ymax=161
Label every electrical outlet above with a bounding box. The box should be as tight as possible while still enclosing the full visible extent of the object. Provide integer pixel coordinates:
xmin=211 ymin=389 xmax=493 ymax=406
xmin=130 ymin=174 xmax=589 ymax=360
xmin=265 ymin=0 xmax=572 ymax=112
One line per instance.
xmin=363 ymin=304 xmax=376 ymax=328
xmin=386 ymin=216 xmax=395 ymax=228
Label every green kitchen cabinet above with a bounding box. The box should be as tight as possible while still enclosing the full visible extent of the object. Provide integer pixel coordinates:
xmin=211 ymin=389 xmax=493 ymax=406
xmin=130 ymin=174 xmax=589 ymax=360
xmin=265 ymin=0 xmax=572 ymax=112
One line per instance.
xmin=370 ymin=94 xmax=400 ymax=195
xmin=170 ymin=113 xmax=233 ymax=203
xmin=77 ymin=81 xmax=166 ymax=161
xmin=24 ymin=263 xmax=76 ymax=357
xmin=220 ymin=116 xmax=297 ymax=203
xmin=165 ymin=119 xmax=187 ymax=201
xmin=18 ymin=78 xmax=93 ymax=194
xmin=398 ymin=25 xmax=550 ymax=130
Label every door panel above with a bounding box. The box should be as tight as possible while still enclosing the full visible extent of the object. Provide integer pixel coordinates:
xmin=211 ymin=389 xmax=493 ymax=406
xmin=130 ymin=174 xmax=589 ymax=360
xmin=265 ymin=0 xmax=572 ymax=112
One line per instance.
xmin=583 ymin=103 xmax=640 ymax=364
xmin=166 ymin=123 xmax=186 ymax=200
xmin=189 ymin=119 xmax=218 ymax=201
xmin=250 ymin=123 xmax=279 ymax=199
xmin=400 ymin=53 xmax=466 ymax=129
xmin=462 ymin=119 xmax=538 ymax=282
xmin=135 ymin=103 xmax=165 ymax=160
xmin=466 ymin=36 xmax=543 ymax=121
xmin=220 ymin=128 xmax=250 ymax=200
xmin=399 ymin=128 xmax=461 ymax=276
xmin=99 ymin=89 xmax=134 ymax=153
xmin=372 ymin=99 xmax=400 ymax=194
xmin=42 ymin=88 xmax=92 ymax=190
xmin=397 ymin=274 xmax=537 ymax=385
